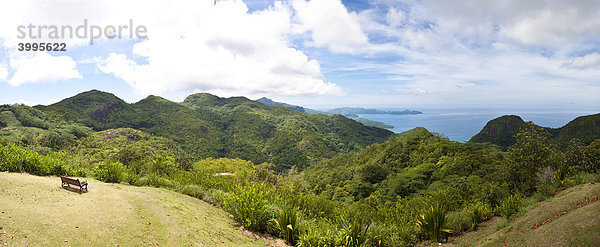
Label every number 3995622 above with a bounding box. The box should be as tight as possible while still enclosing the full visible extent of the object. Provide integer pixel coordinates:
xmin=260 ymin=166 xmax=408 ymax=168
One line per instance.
xmin=18 ymin=43 xmax=66 ymax=51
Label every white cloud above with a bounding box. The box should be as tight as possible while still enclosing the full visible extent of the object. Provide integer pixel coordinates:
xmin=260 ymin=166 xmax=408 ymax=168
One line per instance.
xmin=416 ymin=0 xmax=600 ymax=49
xmin=0 ymin=0 xmax=345 ymax=96
xmin=394 ymin=86 xmax=427 ymax=95
xmin=7 ymin=52 xmax=81 ymax=86
xmin=293 ymin=0 xmax=368 ymax=53
xmin=386 ymin=8 xmax=405 ymax=28
xmin=0 ymin=64 xmax=8 ymax=81
xmin=96 ymin=0 xmax=343 ymax=96
xmin=566 ymin=53 xmax=600 ymax=69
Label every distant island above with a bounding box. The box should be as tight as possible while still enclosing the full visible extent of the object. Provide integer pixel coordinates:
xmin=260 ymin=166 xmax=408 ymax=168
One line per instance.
xmin=354 ymin=118 xmax=394 ymax=129
xmin=326 ymin=107 xmax=422 ymax=118
xmin=255 ymin=97 xmax=419 ymax=129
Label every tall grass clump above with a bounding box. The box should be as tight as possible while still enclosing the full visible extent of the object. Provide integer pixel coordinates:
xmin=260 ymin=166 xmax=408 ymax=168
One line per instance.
xmin=221 ymin=183 xmax=271 ymax=232
xmin=468 ymin=201 xmax=491 ymax=229
xmin=417 ymin=202 xmax=451 ymax=243
xmin=496 ymin=194 xmax=522 ymax=219
xmin=275 ymin=207 xmax=300 ymax=245
xmin=340 ymin=216 xmax=371 ymax=247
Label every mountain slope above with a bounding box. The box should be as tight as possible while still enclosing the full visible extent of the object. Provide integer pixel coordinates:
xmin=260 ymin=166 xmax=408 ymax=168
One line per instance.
xmin=554 ymin=113 xmax=600 ymax=145
xmin=469 ymin=115 xmax=528 ymax=149
xmin=450 ymin=182 xmax=600 ymax=246
xmin=37 ymin=90 xmax=393 ymax=170
xmin=36 ymin=90 xmax=130 ymax=128
xmin=470 ymin=114 xmax=600 ymax=149
xmin=256 ymin=97 xmax=306 ymax=113
xmin=0 ymin=172 xmax=269 ymax=246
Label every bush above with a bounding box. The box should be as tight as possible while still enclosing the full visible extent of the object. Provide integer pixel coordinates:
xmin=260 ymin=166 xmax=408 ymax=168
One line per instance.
xmin=339 ymin=216 xmax=371 ymax=247
xmin=135 ymin=176 xmax=150 ymax=187
xmin=180 ymin=184 xmax=206 ymax=199
xmin=123 ymin=172 xmax=140 ymax=185
xmin=96 ymin=161 xmax=127 ymax=183
xmin=298 ymin=223 xmax=339 ymax=247
xmin=417 ymin=202 xmax=451 ymax=243
xmin=382 ymin=222 xmax=418 ymax=247
xmin=221 ymin=183 xmax=271 ymax=232
xmin=447 ymin=211 xmax=472 ymax=234
xmin=574 ymin=172 xmax=600 ymax=184
xmin=275 ymin=207 xmax=300 ymax=246
xmin=468 ymin=202 xmax=491 ymax=229
xmin=534 ymin=179 xmax=558 ymax=201
xmin=496 ymin=194 xmax=522 ymax=219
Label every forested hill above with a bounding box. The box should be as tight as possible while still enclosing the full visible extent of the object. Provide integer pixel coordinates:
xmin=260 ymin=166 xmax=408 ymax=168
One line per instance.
xmin=470 ymin=113 xmax=600 ymax=149
xmin=255 ymin=97 xmax=306 ymax=113
xmin=32 ymin=90 xmax=392 ymax=170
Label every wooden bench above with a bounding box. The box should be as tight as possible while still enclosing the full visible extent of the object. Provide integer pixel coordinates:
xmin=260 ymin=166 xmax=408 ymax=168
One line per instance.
xmin=60 ymin=176 xmax=88 ymax=192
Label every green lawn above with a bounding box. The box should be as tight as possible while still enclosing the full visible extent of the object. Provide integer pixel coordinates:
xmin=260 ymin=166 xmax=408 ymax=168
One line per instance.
xmin=0 ymin=172 xmax=270 ymax=246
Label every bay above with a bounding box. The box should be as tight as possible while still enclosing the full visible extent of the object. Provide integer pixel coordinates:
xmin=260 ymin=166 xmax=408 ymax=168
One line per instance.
xmin=357 ymin=108 xmax=598 ymax=142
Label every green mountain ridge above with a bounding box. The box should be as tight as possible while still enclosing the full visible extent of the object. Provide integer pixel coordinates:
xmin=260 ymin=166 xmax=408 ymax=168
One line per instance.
xmin=470 ymin=113 xmax=600 ymax=149
xmin=255 ymin=97 xmax=306 ymax=113
xmin=33 ymin=90 xmax=393 ymax=171
xmin=254 ymin=97 xmax=404 ymax=128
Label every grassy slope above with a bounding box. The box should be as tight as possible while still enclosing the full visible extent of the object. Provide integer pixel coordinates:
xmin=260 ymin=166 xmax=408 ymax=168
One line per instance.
xmin=0 ymin=172 xmax=268 ymax=246
xmin=450 ymin=183 xmax=600 ymax=247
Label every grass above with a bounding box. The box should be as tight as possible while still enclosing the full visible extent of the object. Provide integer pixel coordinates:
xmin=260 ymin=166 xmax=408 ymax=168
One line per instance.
xmin=0 ymin=172 xmax=269 ymax=246
xmin=448 ymin=183 xmax=600 ymax=247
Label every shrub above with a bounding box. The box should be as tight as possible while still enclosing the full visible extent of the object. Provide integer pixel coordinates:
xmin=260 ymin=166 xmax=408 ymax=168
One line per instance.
xmin=383 ymin=222 xmax=418 ymax=247
xmin=297 ymin=223 xmax=339 ymax=247
xmin=96 ymin=161 xmax=127 ymax=183
xmin=340 ymin=216 xmax=371 ymax=247
xmin=574 ymin=172 xmax=600 ymax=184
xmin=416 ymin=203 xmax=451 ymax=243
xmin=180 ymin=184 xmax=206 ymax=199
xmin=123 ymin=172 xmax=140 ymax=185
xmin=135 ymin=176 xmax=150 ymax=187
xmin=221 ymin=183 xmax=271 ymax=232
xmin=468 ymin=202 xmax=491 ymax=229
xmin=21 ymin=152 xmax=50 ymax=175
xmin=553 ymin=163 xmax=572 ymax=188
xmin=275 ymin=207 xmax=300 ymax=245
xmin=496 ymin=194 xmax=522 ymax=219
xmin=447 ymin=211 xmax=471 ymax=233
xmin=534 ymin=179 xmax=558 ymax=201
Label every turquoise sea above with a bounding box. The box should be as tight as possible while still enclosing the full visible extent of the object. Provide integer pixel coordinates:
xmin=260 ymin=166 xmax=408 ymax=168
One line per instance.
xmin=356 ymin=108 xmax=599 ymax=142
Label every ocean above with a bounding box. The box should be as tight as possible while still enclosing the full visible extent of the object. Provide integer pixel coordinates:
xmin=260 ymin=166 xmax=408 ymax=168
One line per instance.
xmin=356 ymin=108 xmax=599 ymax=142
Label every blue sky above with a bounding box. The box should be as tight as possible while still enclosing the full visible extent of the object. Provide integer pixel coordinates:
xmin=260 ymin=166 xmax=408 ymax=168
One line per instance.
xmin=0 ymin=0 xmax=599 ymax=110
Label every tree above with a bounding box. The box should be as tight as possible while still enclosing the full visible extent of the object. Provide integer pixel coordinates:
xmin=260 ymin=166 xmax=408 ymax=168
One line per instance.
xmin=507 ymin=122 xmax=563 ymax=194
xmin=566 ymin=138 xmax=600 ymax=173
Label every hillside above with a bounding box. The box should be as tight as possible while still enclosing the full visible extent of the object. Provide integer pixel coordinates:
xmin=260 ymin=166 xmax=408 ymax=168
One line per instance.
xmin=355 ymin=118 xmax=394 ymax=129
xmin=554 ymin=113 xmax=600 ymax=145
xmin=469 ymin=115 xmax=529 ymax=149
xmin=448 ymin=182 xmax=600 ymax=246
xmin=303 ymin=127 xmax=506 ymax=201
xmin=470 ymin=114 xmax=600 ymax=149
xmin=256 ymin=97 xmax=306 ymax=113
xmin=0 ymin=172 xmax=270 ymax=246
xmin=34 ymin=90 xmax=393 ymax=171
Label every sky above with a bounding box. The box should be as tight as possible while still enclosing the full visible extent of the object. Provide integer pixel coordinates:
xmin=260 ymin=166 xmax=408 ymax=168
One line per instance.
xmin=0 ymin=0 xmax=599 ymax=110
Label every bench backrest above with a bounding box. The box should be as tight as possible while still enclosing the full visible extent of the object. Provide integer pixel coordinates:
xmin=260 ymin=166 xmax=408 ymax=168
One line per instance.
xmin=61 ymin=176 xmax=81 ymax=186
